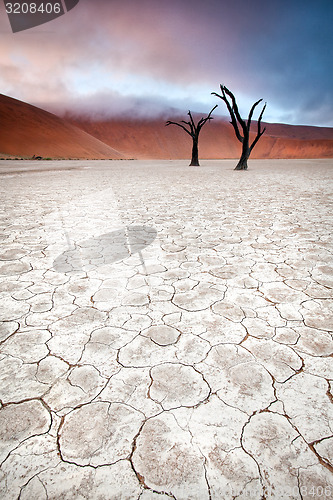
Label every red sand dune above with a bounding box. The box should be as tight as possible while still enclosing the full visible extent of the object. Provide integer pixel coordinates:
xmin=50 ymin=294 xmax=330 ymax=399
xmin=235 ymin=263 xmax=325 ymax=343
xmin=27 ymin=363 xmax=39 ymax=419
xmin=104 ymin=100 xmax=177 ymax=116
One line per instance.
xmin=69 ymin=115 xmax=333 ymax=160
xmin=0 ymin=94 xmax=125 ymax=159
xmin=1 ymin=93 xmax=333 ymax=160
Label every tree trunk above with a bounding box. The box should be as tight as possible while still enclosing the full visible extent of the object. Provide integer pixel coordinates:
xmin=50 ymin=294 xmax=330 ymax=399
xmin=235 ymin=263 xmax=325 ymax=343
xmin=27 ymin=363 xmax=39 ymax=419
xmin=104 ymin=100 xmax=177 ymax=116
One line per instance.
xmin=234 ymin=154 xmax=249 ymax=170
xmin=234 ymin=143 xmax=250 ymax=170
xmin=190 ymin=139 xmax=200 ymax=166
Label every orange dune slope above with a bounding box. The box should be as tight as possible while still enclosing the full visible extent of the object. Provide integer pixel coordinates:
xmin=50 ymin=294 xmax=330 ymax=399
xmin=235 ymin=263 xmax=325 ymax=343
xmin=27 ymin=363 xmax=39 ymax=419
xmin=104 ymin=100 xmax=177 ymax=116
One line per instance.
xmin=0 ymin=94 xmax=125 ymax=159
xmin=70 ymin=115 xmax=333 ymax=160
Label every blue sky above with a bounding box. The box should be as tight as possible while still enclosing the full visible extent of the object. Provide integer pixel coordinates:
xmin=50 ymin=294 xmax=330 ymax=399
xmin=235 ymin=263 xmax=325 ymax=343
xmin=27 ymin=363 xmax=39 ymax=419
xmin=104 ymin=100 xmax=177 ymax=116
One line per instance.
xmin=0 ymin=0 xmax=332 ymax=125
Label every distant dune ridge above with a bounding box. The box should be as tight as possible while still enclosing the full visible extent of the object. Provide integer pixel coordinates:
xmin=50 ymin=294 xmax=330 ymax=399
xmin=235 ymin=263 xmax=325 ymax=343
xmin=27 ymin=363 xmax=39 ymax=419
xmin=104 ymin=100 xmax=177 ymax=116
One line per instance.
xmin=69 ymin=116 xmax=333 ymax=160
xmin=1 ymin=94 xmax=333 ymax=160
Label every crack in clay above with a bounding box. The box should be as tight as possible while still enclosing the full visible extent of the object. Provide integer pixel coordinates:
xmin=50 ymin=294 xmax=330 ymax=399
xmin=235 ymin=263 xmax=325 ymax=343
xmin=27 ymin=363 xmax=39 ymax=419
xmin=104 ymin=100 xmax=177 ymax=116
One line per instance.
xmin=19 ymin=474 xmax=50 ymax=500
xmin=281 ymin=407 xmax=333 ymax=473
xmin=239 ymin=413 xmax=266 ymax=498
xmin=0 ymin=397 xmax=53 ymax=466
xmin=309 ymin=436 xmax=333 ymax=472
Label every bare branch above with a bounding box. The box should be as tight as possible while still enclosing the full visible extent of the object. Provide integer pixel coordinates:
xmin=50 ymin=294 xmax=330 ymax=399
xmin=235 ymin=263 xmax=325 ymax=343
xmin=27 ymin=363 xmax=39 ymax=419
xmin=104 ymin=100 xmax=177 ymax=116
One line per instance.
xmin=258 ymin=102 xmax=267 ymax=124
xmin=212 ymin=85 xmax=234 ymax=120
xmin=197 ymin=104 xmax=218 ymax=132
xmin=207 ymin=104 xmax=218 ymax=120
xmin=247 ymin=99 xmax=263 ymax=130
xmin=187 ymin=110 xmax=195 ymax=128
xmin=222 ymin=85 xmax=247 ymax=137
xmin=165 ymin=120 xmax=193 ymax=137
xmin=187 ymin=111 xmax=196 ymax=136
xmin=212 ymin=85 xmax=243 ymax=143
xmin=250 ymin=102 xmax=267 ymax=151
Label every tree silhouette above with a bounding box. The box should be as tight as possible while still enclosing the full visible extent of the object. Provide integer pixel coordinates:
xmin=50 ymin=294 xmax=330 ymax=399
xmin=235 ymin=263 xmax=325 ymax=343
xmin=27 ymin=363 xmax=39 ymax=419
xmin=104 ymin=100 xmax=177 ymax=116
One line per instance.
xmin=212 ymin=85 xmax=266 ymax=170
xmin=166 ymin=105 xmax=217 ymax=166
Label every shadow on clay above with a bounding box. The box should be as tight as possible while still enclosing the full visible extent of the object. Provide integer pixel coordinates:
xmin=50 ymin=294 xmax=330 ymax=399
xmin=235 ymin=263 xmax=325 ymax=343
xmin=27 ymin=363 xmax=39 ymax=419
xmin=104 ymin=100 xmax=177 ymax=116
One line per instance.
xmin=53 ymin=225 xmax=157 ymax=274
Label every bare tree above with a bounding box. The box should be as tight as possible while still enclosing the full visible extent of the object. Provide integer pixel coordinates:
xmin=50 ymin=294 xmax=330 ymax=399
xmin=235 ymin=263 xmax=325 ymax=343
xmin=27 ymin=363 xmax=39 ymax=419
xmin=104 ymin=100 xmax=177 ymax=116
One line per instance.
xmin=166 ymin=105 xmax=217 ymax=166
xmin=212 ymin=85 xmax=266 ymax=170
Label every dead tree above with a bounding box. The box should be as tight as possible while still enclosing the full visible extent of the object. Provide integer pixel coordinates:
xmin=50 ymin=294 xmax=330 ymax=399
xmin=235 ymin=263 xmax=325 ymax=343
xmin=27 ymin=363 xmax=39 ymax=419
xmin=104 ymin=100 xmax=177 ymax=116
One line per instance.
xmin=166 ymin=105 xmax=217 ymax=166
xmin=212 ymin=85 xmax=266 ymax=170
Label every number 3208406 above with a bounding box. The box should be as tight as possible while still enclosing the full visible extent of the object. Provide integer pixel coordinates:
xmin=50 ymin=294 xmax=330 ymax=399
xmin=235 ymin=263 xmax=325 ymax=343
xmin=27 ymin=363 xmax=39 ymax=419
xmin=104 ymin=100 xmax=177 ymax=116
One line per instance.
xmin=5 ymin=3 xmax=62 ymax=14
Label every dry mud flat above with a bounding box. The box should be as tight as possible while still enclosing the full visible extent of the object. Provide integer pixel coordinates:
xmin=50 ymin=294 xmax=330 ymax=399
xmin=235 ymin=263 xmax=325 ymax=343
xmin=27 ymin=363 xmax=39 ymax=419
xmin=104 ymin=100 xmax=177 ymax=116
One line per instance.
xmin=0 ymin=159 xmax=332 ymax=499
